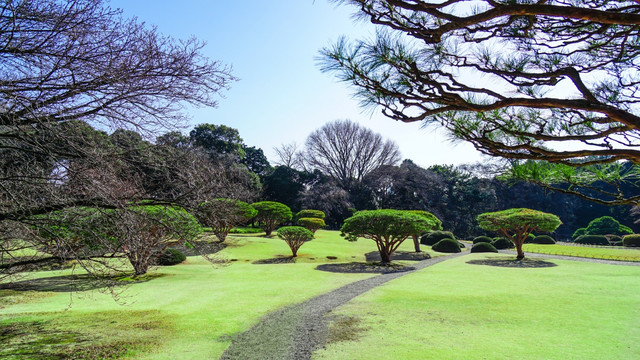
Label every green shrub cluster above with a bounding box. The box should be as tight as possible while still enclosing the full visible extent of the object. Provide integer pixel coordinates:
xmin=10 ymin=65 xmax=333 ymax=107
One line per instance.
xmin=295 ymin=209 xmax=325 ymax=220
xmin=473 ymin=236 xmax=492 ymax=244
xmin=470 ymin=242 xmax=498 ymax=253
xmin=623 ymin=234 xmax=640 ymax=247
xmin=431 ymin=238 xmax=461 ymax=253
xmin=574 ymin=235 xmax=609 ymax=246
xmin=156 ymin=249 xmax=186 ymax=266
xmin=491 ymin=237 xmax=514 ymax=250
xmin=573 ymin=216 xmax=633 ymax=239
xmin=523 ymin=234 xmax=536 ymax=243
xmin=420 ymin=231 xmax=455 ymax=246
xmin=530 ymin=235 xmax=555 ymax=244
xmin=297 ymin=217 xmax=326 ymax=233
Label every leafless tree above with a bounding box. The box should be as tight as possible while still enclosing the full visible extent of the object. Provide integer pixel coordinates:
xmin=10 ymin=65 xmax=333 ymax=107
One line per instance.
xmin=321 ymin=0 xmax=640 ymax=204
xmin=273 ymin=142 xmax=305 ymax=170
xmin=0 ymin=0 xmax=239 ymax=282
xmin=303 ymin=119 xmax=401 ymax=188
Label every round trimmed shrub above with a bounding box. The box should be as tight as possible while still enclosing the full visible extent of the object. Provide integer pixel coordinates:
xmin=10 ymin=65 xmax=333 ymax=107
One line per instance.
xmin=295 ymin=209 xmax=325 ymax=220
xmin=574 ymin=235 xmax=609 ymax=246
xmin=297 ymin=217 xmax=326 ymax=233
xmin=431 ymin=238 xmax=461 ymax=253
xmin=471 ymin=242 xmax=498 ymax=253
xmin=623 ymin=234 xmax=640 ymax=247
xmin=420 ymin=231 xmax=455 ymax=246
xmin=473 ymin=236 xmax=493 ymax=244
xmin=530 ymin=235 xmax=556 ymax=244
xmin=572 ymin=228 xmax=587 ymax=240
xmin=491 ymin=237 xmax=515 ymax=250
xmin=156 ymin=249 xmax=186 ymax=266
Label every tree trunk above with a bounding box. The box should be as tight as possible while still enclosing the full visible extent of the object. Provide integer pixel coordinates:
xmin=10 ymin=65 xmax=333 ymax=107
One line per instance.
xmin=515 ymin=241 xmax=525 ymax=260
xmin=412 ymin=235 xmax=421 ymax=253
xmin=379 ymin=248 xmax=391 ymax=263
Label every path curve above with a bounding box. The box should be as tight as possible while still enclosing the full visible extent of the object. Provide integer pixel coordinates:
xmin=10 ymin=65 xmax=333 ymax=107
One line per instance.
xmin=219 ymin=252 xmax=468 ymax=360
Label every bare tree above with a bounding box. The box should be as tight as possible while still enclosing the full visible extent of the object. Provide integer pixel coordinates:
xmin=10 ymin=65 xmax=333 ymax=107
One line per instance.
xmin=273 ymin=142 xmax=304 ymax=170
xmin=303 ymin=119 xmax=401 ymax=188
xmin=0 ymin=0 xmax=238 ymax=282
xmin=321 ymin=0 xmax=640 ymax=204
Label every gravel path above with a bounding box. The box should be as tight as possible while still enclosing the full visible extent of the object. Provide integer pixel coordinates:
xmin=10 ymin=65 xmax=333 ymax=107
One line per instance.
xmin=219 ymin=252 xmax=468 ymax=360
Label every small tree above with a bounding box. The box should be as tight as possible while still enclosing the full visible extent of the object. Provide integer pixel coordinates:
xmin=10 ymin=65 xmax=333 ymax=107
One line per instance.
xmin=406 ymin=210 xmax=442 ymax=253
xmin=477 ymin=209 xmax=562 ymax=260
xmin=297 ymin=217 xmax=326 ymax=234
xmin=251 ymin=201 xmax=292 ymax=236
xmin=277 ymin=226 xmax=314 ymax=257
xmin=195 ymin=199 xmax=257 ymax=242
xmin=295 ymin=209 xmax=326 ymax=221
xmin=340 ymin=209 xmax=438 ymax=263
xmin=584 ymin=216 xmax=633 ymax=236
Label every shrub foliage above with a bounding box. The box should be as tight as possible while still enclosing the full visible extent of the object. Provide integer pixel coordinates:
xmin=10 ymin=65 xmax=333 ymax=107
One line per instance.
xmin=471 ymin=242 xmax=498 ymax=253
xmin=277 ymin=226 xmax=314 ymax=257
xmin=251 ymin=201 xmax=292 ymax=236
xmin=431 ymin=238 xmax=461 ymax=253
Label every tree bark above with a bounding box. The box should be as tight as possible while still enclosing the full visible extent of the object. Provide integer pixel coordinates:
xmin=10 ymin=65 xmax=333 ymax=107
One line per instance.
xmin=379 ymin=248 xmax=391 ymax=263
xmin=412 ymin=234 xmax=421 ymax=253
xmin=515 ymin=241 xmax=525 ymax=260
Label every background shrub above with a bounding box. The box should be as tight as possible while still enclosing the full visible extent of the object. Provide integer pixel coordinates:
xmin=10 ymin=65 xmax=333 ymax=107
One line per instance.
xmin=420 ymin=231 xmax=455 ymax=246
xmin=431 ymin=238 xmax=461 ymax=253
xmin=623 ymin=234 xmax=640 ymax=247
xmin=530 ymin=235 xmax=556 ymax=244
xmin=471 ymin=242 xmax=498 ymax=253
xmin=491 ymin=237 xmax=515 ymax=250
xmin=295 ymin=209 xmax=325 ymax=220
xmin=523 ymin=234 xmax=537 ymax=244
xmin=572 ymin=228 xmax=587 ymax=240
xmin=473 ymin=236 xmax=493 ymax=244
xmin=156 ymin=249 xmax=186 ymax=266
xmin=574 ymin=235 xmax=610 ymax=246
xmin=297 ymin=217 xmax=326 ymax=233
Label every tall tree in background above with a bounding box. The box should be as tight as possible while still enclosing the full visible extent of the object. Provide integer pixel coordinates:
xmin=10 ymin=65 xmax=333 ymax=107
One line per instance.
xmin=0 ymin=0 xmax=236 ymax=280
xmin=303 ymin=119 xmax=401 ymax=188
xmin=321 ymin=0 xmax=640 ymax=205
xmin=190 ymin=124 xmax=245 ymax=160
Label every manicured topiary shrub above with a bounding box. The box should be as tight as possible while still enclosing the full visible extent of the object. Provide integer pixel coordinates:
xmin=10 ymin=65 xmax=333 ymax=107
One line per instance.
xmin=471 ymin=242 xmax=498 ymax=253
xmin=295 ymin=209 xmax=325 ymax=221
xmin=420 ymin=231 xmax=455 ymax=246
xmin=623 ymin=234 xmax=640 ymax=247
xmin=431 ymin=238 xmax=462 ymax=253
xmin=156 ymin=248 xmax=186 ymax=266
xmin=277 ymin=226 xmax=314 ymax=257
xmin=297 ymin=217 xmax=326 ymax=233
xmin=491 ymin=237 xmax=515 ymax=250
xmin=523 ymin=234 xmax=536 ymax=244
xmin=574 ymin=235 xmax=609 ymax=246
xmin=473 ymin=236 xmax=493 ymax=244
xmin=584 ymin=216 xmax=633 ymax=236
xmin=530 ymin=235 xmax=556 ymax=244
xmin=572 ymin=228 xmax=587 ymax=240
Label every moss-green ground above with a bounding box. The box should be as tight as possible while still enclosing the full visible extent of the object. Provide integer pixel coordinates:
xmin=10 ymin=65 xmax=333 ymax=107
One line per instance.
xmin=313 ymin=253 xmax=640 ymax=360
xmin=523 ymin=243 xmax=640 ymax=261
xmin=2 ymin=231 xmax=639 ymax=359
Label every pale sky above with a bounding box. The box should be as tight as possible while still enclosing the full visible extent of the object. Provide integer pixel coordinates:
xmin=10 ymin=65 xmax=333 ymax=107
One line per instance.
xmin=109 ymin=0 xmax=486 ymax=168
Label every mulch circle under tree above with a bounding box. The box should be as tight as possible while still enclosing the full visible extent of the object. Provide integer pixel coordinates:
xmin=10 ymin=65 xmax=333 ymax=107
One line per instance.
xmin=467 ymin=258 xmax=557 ymax=268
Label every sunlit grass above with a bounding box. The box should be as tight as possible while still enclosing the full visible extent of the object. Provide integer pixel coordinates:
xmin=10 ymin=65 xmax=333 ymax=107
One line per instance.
xmin=314 ymin=253 xmax=640 ymax=360
xmin=523 ymin=243 xmax=640 ymax=262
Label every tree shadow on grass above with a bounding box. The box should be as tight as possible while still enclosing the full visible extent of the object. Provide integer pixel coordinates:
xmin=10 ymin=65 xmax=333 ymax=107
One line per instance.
xmin=316 ymin=262 xmax=415 ymax=274
xmin=364 ymin=251 xmax=431 ymax=262
xmin=0 ymin=273 xmax=163 ymax=293
xmin=252 ymin=256 xmax=296 ymax=265
xmin=467 ymin=257 xmax=557 ymax=268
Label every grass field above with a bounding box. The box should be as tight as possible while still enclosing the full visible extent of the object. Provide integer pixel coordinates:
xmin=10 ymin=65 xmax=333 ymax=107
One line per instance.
xmin=314 ymin=253 xmax=640 ymax=360
xmin=0 ymin=230 xmax=419 ymax=359
xmin=2 ymin=231 xmax=639 ymax=359
xmin=523 ymin=243 xmax=640 ymax=261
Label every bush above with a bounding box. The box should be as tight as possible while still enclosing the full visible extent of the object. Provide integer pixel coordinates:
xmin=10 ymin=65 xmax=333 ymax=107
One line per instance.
xmin=473 ymin=236 xmax=493 ymax=244
xmin=420 ymin=231 xmax=455 ymax=246
xmin=229 ymin=227 xmax=263 ymax=234
xmin=491 ymin=237 xmax=515 ymax=250
xmin=530 ymin=235 xmax=556 ymax=244
xmin=156 ymin=249 xmax=186 ymax=266
xmin=471 ymin=242 xmax=498 ymax=253
xmin=623 ymin=234 xmax=640 ymax=247
xmin=431 ymin=238 xmax=462 ymax=253
xmin=295 ymin=209 xmax=325 ymax=220
xmin=297 ymin=217 xmax=326 ymax=233
xmin=584 ymin=216 xmax=632 ymax=236
xmin=572 ymin=228 xmax=587 ymax=240
xmin=574 ymin=235 xmax=609 ymax=246
xmin=277 ymin=226 xmax=314 ymax=257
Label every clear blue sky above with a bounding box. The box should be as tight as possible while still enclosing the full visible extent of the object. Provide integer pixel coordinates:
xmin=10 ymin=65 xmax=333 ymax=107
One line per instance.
xmin=109 ymin=0 xmax=485 ymax=167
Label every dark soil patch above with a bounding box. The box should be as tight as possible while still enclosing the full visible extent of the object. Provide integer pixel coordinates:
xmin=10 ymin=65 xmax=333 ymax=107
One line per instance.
xmin=326 ymin=315 xmax=365 ymax=345
xmin=315 ymin=262 xmax=415 ymax=274
xmin=467 ymin=257 xmax=557 ymax=268
xmin=253 ymin=257 xmax=296 ymax=265
xmin=364 ymin=251 xmax=432 ymax=262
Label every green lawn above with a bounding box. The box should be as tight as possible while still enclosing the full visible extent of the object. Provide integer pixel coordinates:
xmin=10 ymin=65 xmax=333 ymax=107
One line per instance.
xmin=0 ymin=230 xmax=420 ymax=359
xmin=523 ymin=243 xmax=640 ymax=262
xmin=313 ymin=253 xmax=640 ymax=360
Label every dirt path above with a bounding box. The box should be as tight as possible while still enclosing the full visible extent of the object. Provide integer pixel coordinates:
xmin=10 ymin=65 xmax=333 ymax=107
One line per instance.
xmin=219 ymin=252 xmax=468 ymax=360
